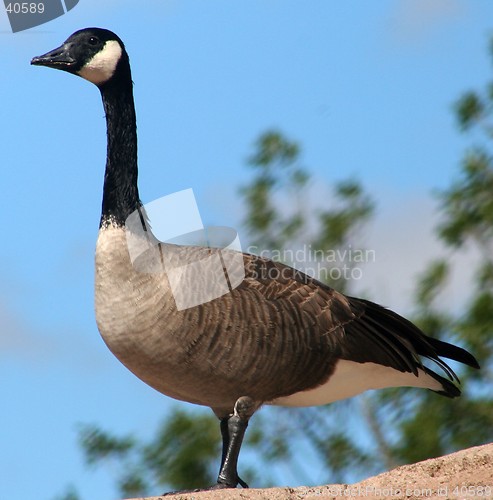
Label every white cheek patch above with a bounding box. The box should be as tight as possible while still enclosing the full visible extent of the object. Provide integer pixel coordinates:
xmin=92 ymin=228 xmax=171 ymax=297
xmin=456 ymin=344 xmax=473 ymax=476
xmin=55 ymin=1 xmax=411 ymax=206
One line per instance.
xmin=78 ymin=40 xmax=122 ymax=85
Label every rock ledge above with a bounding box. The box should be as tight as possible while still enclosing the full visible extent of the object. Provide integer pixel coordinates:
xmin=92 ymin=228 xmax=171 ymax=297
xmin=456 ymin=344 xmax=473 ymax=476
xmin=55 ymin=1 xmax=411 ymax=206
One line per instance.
xmin=127 ymin=442 xmax=493 ymax=500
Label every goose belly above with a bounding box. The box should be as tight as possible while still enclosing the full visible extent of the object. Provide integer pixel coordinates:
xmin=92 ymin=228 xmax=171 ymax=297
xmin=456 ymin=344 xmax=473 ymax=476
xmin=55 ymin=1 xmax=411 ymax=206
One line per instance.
xmin=95 ymin=270 xmax=221 ymax=406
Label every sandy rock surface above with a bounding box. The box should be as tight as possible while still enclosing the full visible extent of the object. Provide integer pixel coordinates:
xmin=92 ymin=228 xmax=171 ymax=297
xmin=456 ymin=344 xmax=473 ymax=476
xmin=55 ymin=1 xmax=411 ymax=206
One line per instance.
xmin=127 ymin=442 xmax=493 ymax=500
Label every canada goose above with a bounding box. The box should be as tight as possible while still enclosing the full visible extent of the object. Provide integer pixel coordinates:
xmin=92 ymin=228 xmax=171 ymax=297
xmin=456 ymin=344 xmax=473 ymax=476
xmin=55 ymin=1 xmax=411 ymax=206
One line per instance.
xmin=32 ymin=28 xmax=479 ymax=491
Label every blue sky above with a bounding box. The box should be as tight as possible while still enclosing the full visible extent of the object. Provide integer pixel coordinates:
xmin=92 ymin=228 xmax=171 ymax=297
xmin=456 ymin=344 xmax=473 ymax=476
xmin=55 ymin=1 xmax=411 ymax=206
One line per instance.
xmin=1 ymin=1 xmax=493 ymax=499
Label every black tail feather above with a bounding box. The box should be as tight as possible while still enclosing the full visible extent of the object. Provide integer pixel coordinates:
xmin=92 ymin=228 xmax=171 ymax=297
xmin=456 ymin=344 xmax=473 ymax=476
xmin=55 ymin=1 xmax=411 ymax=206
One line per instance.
xmin=426 ymin=337 xmax=480 ymax=369
xmin=423 ymin=366 xmax=462 ymax=398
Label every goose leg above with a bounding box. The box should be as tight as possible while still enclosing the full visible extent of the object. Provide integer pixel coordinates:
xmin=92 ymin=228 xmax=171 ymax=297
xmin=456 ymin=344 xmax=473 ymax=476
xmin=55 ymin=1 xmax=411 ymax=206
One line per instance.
xmin=215 ymin=415 xmax=249 ymax=488
xmin=163 ymin=397 xmax=255 ymax=495
xmin=219 ymin=416 xmax=229 ymax=466
xmin=214 ymin=396 xmax=256 ymax=489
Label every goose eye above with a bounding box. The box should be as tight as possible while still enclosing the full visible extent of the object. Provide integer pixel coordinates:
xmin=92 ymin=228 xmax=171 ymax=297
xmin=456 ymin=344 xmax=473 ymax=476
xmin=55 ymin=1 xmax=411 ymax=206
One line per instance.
xmin=88 ymin=36 xmax=99 ymax=45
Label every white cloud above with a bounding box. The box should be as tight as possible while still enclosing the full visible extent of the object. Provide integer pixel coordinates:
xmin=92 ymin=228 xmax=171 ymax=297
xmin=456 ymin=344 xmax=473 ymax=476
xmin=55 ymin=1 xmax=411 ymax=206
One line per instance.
xmin=0 ymin=301 xmax=58 ymax=361
xmin=350 ymin=191 xmax=480 ymax=314
xmin=0 ymin=297 xmax=109 ymax=374
xmin=388 ymin=0 xmax=465 ymax=44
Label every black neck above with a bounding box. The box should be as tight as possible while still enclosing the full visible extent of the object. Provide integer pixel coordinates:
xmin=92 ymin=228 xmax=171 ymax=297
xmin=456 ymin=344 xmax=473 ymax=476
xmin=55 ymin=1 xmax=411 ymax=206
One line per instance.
xmin=99 ymin=70 xmax=141 ymax=228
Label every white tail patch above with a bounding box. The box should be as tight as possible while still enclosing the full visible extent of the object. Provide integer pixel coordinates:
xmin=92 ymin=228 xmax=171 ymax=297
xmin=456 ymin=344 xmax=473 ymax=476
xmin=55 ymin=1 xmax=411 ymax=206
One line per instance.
xmin=78 ymin=40 xmax=122 ymax=85
xmin=270 ymin=360 xmax=444 ymax=407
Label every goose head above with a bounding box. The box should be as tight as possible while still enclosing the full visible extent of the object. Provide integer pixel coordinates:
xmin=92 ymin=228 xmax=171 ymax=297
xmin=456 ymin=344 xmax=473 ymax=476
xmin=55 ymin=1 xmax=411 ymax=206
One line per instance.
xmin=32 ymin=28 xmax=138 ymax=227
xmin=31 ymin=27 xmax=128 ymax=87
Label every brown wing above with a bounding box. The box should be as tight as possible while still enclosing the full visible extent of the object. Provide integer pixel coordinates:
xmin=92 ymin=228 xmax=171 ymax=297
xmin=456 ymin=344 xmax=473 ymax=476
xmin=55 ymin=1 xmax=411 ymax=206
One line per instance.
xmin=234 ymin=253 xmax=477 ymax=397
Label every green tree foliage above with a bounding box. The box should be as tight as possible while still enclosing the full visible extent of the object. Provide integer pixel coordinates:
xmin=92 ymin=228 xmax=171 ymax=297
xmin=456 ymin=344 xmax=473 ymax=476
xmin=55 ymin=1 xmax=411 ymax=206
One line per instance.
xmin=76 ymin=413 xmax=232 ymax=497
xmin=241 ymin=130 xmax=309 ymax=250
xmin=242 ymin=130 xmax=374 ymax=292
xmin=59 ymin=37 xmax=493 ymax=500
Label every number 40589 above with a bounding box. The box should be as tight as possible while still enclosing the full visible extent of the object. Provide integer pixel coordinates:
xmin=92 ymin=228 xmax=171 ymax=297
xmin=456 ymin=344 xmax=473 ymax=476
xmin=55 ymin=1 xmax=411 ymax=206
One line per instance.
xmin=5 ymin=3 xmax=45 ymax=14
